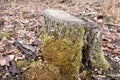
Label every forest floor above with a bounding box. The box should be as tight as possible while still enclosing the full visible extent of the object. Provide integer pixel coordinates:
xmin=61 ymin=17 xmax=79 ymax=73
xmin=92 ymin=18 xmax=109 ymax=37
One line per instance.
xmin=0 ymin=0 xmax=120 ymax=80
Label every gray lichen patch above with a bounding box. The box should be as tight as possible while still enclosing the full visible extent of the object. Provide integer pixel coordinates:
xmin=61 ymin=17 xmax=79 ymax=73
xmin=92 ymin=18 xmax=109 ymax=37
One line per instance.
xmin=43 ymin=9 xmax=84 ymax=26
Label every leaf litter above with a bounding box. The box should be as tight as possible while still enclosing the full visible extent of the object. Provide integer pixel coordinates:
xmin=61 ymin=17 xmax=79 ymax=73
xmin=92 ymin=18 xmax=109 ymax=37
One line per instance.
xmin=0 ymin=0 xmax=120 ymax=80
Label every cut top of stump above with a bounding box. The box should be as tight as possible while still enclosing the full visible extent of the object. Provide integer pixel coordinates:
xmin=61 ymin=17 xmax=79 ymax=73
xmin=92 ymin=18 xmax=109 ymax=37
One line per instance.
xmin=43 ymin=9 xmax=84 ymax=26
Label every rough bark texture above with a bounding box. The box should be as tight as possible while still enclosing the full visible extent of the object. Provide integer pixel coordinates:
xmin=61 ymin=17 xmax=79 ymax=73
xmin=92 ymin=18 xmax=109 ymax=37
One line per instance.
xmin=40 ymin=9 xmax=110 ymax=80
xmin=81 ymin=17 xmax=110 ymax=70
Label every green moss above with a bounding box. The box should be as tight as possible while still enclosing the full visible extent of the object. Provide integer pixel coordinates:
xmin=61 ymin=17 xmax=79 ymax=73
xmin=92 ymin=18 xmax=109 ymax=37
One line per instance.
xmin=92 ymin=52 xmax=110 ymax=70
xmin=0 ymin=31 xmax=15 ymax=40
xmin=41 ymin=27 xmax=84 ymax=80
xmin=17 ymin=60 xmax=62 ymax=80
xmin=17 ymin=60 xmax=31 ymax=68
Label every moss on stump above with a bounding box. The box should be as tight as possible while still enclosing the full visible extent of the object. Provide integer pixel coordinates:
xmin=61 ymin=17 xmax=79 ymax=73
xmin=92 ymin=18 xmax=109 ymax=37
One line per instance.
xmin=41 ymin=9 xmax=85 ymax=80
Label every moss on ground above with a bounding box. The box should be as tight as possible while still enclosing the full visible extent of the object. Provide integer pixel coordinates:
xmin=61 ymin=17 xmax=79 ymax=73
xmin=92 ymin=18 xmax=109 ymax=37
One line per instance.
xmin=0 ymin=31 xmax=15 ymax=40
xmin=17 ymin=60 xmax=62 ymax=80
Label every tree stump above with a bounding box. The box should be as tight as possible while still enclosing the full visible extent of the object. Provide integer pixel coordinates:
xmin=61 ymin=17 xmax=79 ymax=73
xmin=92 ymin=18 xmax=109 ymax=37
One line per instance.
xmin=41 ymin=9 xmax=110 ymax=80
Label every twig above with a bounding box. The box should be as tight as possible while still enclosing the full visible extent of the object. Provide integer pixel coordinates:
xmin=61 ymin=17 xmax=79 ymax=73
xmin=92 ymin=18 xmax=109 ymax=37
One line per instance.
xmin=105 ymin=23 xmax=120 ymax=27
xmin=106 ymin=74 xmax=120 ymax=78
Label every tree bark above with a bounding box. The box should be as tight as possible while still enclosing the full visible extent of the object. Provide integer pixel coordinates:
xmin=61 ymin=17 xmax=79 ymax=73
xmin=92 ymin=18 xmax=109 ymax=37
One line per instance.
xmin=81 ymin=17 xmax=110 ymax=70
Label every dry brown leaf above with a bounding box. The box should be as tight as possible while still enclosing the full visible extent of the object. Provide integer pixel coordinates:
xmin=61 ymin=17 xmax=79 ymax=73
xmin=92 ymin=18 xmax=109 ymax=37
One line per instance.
xmin=0 ymin=55 xmax=15 ymax=66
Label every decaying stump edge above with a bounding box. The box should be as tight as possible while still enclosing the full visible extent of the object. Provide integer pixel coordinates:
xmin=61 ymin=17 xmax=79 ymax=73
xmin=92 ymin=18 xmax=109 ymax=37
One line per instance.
xmin=81 ymin=17 xmax=110 ymax=70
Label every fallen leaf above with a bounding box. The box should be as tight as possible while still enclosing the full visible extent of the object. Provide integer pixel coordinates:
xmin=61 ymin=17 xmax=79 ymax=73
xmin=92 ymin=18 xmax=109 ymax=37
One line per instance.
xmin=0 ymin=55 xmax=15 ymax=66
